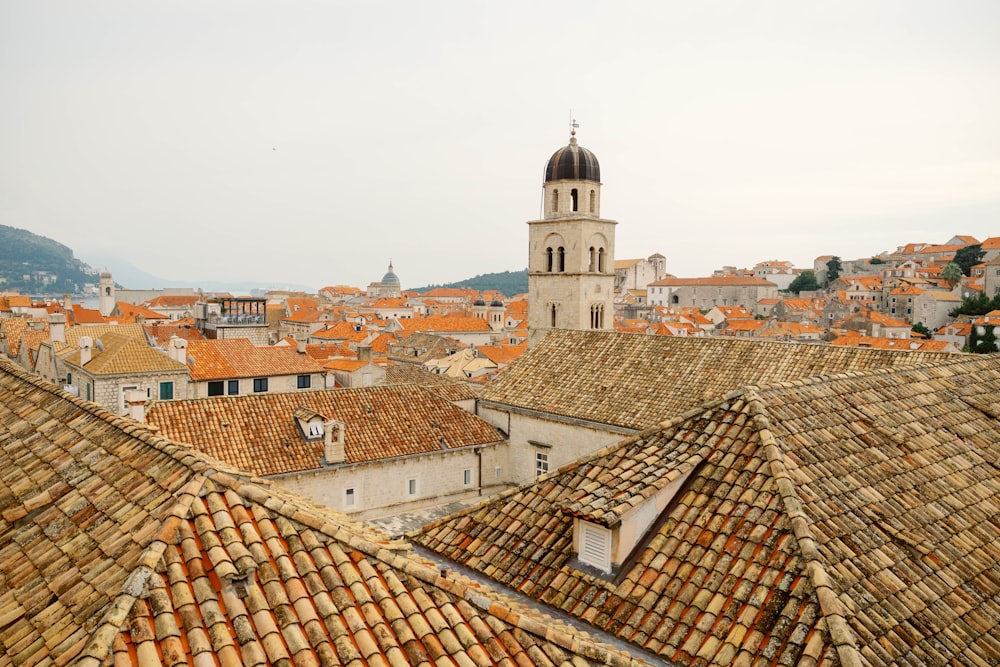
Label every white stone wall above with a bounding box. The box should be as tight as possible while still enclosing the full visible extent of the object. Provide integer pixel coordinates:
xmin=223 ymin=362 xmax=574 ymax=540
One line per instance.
xmin=477 ymin=403 xmax=628 ymax=485
xmin=189 ymin=372 xmax=325 ymax=398
xmin=74 ymin=370 xmax=191 ymax=415
xmin=271 ymin=443 xmax=508 ymax=521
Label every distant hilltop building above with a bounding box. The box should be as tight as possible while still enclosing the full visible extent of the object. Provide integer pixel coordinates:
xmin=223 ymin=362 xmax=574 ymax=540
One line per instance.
xmin=527 ymin=128 xmax=616 ymax=347
xmin=366 ymin=261 xmax=402 ymax=299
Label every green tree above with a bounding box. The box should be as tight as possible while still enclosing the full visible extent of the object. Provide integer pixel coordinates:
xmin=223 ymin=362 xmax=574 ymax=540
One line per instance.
xmin=911 ymin=322 xmax=931 ymax=338
xmin=968 ymin=323 xmax=999 ymax=354
xmin=942 ymin=262 xmax=963 ymax=289
xmin=953 ymin=244 xmax=984 ymax=276
xmin=869 ymin=257 xmax=886 ymax=265
xmin=787 ymin=270 xmax=819 ymax=294
xmin=949 ymin=292 xmax=1000 ymax=318
xmin=826 ymin=256 xmax=842 ymax=285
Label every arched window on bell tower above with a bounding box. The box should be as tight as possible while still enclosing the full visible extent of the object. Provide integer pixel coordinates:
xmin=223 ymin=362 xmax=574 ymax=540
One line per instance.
xmin=558 ymin=247 xmax=566 ymax=272
xmin=546 ymin=247 xmax=554 ymax=272
xmin=589 ymin=247 xmax=596 ymax=272
xmin=598 ymin=248 xmax=606 ymax=273
xmin=571 ymin=188 xmax=578 ymax=212
xmin=550 ymin=304 xmax=557 ymax=327
xmin=552 ymin=189 xmax=559 ymax=213
xmin=589 ymin=189 xmax=596 ymax=213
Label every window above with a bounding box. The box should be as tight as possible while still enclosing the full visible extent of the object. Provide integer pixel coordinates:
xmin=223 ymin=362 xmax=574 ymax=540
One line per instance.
xmin=546 ymin=247 xmax=554 ymax=272
xmin=463 ymin=469 xmax=472 ymax=486
xmin=159 ymin=381 xmax=174 ymax=400
xmin=535 ymin=451 xmax=549 ymax=478
xmin=552 ymin=189 xmax=559 ymax=213
xmin=297 ymin=375 xmax=311 ymax=389
xmin=345 ymin=488 xmax=356 ymax=507
xmin=363 ymin=373 xmax=372 ymax=386
xmin=407 ymin=478 xmax=417 ymax=496
xmin=228 ymin=379 xmax=239 ymax=395
xmin=550 ymin=304 xmax=557 ymax=327
xmin=253 ymin=378 xmax=268 ymax=393
xmin=589 ymin=189 xmax=596 ymax=213
xmin=558 ymin=247 xmax=566 ymax=272
xmin=66 ymin=372 xmax=72 ymax=385
xmin=207 ymin=381 xmax=224 ymax=396
xmin=570 ymin=188 xmax=578 ymax=211
xmin=589 ymin=247 xmax=596 ymax=272
xmin=86 ymin=384 xmax=91 ymax=401
xmin=578 ymin=521 xmax=612 ymax=573
xmin=308 ymin=422 xmax=323 ymax=438
xmin=598 ymin=248 xmax=606 ymax=272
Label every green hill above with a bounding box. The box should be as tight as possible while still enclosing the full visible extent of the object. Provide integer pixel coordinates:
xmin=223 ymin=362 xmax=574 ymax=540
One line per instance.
xmin=413 ymin=269 xmax=528 ymax=297
xmin=0 ymin=225 xmax=97 ymax=294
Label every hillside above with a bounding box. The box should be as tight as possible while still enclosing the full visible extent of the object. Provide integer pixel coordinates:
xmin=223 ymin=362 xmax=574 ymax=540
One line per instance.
xmin=412 ymin=269 xmax=528 ymax=296
xmin=0 ymin=225 xmax=96 ymax=294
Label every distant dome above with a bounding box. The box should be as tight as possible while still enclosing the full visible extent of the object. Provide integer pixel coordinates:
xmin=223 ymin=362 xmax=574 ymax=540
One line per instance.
xmin=544 ymin=134 xmax=600 ymax=183
xmin=490 ymin=298 xmax=504 ymax=308
xmin=381 ymin=262 xmax=400 ymax=285
xmin=473 ymin=297 xmax=486 ymax=307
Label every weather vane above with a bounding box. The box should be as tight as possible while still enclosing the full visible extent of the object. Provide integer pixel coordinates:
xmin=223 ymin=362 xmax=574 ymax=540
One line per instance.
xmin=569 ymin=113 xmax=579 ymax=137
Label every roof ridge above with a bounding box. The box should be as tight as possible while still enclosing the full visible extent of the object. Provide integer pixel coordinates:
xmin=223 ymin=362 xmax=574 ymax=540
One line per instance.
xmin=745 ymin=391 xmax=864 ymax=667
xmin=77 ymin=474 xmax=207 ymax=666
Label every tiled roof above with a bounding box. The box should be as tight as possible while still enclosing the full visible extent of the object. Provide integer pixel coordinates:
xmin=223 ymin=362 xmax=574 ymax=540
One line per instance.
xmin=144 ymin=321 xmax=206 ymax=346
xmin=401 ymin=315 xmax=493 ymax=333
xmin=416 ymin=354 xmax=1000 ymax=666
xmin=0 ymin=317 xmax=48 ymax=355
xmin=383 ymin=364 xmax=479 ymax=402
xmin=143 ymin=294 xmax=200 ymax=308
xmin=650 ymin=276 xmax=776 ymax=287
xmin=146 ymin=384 xmax=501 ymax=475
xmin=830 ymin=334 xmax=956 ymax=351
xmin=64 ymin=331 xmax=189 ymax=376
xmin=186 ymin=338 xmax=324 ymax=381
xmin=113 ymin=301 xmax=170 ymax=321
xmin=70 ymin=304 xmax=107 ymax=324
xmin=0 ymin=360 xmax=643 ymax=666
xmin=65 ymin=322 xmax=149 ymax=346
xmin=981 ymin=236 xmax=1000 ymax=250
xmin=476 ymin=342 xmax=528 ymax=366
xmin=481 ymin=330 xmax=955 ymax=430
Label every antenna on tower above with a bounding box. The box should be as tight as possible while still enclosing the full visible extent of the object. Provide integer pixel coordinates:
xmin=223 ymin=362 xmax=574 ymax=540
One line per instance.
xmin=569 ymin=111 xmax=579 ymax=137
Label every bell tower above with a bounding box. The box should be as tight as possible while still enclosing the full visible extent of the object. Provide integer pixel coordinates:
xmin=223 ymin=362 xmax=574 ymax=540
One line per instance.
xmin=527 ymin=128 xmax=616 ymax=347
xmin=98 ymin=271 xmax=115 ymax=317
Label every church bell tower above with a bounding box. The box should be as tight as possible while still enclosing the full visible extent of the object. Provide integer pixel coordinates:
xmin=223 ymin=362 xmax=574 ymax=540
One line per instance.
xmin=527 ymin=128 xmax=616 ymax=347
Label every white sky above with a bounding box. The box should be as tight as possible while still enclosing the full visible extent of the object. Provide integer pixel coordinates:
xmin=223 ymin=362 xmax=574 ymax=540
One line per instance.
xmin=2 ymin=1 xmax=999 ymax=291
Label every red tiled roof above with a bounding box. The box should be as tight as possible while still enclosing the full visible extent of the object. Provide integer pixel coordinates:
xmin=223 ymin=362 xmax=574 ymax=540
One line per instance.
xmin=146 ymin=384 xmax=503 ymax=475
xmin=186 ymin=339 xmax=324 ymax=381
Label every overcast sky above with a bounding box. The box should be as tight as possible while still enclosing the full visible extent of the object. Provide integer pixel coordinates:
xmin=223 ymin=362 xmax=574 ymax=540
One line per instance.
xmin=3 ymin=1 xmax=999 ymax=291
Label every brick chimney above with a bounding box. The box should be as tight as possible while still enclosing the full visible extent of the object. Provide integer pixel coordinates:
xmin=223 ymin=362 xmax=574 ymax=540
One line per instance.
xmin=324 ymin=419 xmax=346 ymax=464
xmin=48 ymin=313 xmax=67 ymax=344
xmin=169 ymin=336 xmax=188 ymax=364
xmin=78 ymin=336 xmax=93 ymax=366
xmin=124 ymin=388 xmax=147 ymax=423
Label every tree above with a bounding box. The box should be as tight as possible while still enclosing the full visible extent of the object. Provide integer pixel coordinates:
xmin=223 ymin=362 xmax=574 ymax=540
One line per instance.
xmin=968 ymin=323 xmax=999 ymax=354
xmin=911 ymin=322 xmax=931 ymax=338
xmin=787 ymin=270 xmax=819 ymax=294
xmin=949 ymin=292 xmax=1000 ymax=318
xmin=826 ymin=256 xmax=842 ymax=285
xmin=953 ymin=244 xmax=984 ymax=276
xmin=942 ymin=262 xmax=964 ymax=289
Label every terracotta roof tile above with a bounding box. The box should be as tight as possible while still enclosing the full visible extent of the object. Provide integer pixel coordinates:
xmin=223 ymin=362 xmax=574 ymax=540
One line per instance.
xmin=417 ymin=354 xmax=1000 ymax=666
xmin=64 ymin=331 xmax=189 ymax=375
xmin=0 ymin=359 xmax=647 ymax=666
xmin=186 ymin=338 xmax=324 ymax=381
xmin=482 ymin=330 xmax=952 ymax=430
xmin=146 ymin=384 xmax=500 ymax=475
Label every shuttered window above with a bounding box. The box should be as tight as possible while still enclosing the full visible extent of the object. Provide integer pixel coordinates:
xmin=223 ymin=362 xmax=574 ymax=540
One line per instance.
xmin=579 ymin=521 xmax=612 ymax=573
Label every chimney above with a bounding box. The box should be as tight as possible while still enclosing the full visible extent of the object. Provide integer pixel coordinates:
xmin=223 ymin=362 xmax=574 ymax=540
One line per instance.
xmin=63 ymin=294 xmax=73 ymax=310
xmin=78 ymin=336 xmax=93 ymax=366
xmin=358 ymin=345 xmax=373 ymax=363
xmin=169 ymin=336 xmax=188 ymax=364
xmin=324 ymin=419 xmax=346 ymax=464
xmin=124 ymin=388 xmax=147 ymax=423
xmin=48 ymin=313 xmax=67 ymax=344
xmin=297 ymin=340 xmax=307 ymax=354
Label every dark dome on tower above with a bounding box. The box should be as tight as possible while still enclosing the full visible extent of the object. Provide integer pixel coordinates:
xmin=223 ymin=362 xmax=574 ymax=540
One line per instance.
xmin=381 ymin=262 xmax=400 ymax=286
xmin=544 ymin=134 xmax=600 ymax=183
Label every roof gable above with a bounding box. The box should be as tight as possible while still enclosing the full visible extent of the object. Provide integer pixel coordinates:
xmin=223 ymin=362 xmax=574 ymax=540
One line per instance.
xmin=417 ymin=355 xmax=1000 ymax=666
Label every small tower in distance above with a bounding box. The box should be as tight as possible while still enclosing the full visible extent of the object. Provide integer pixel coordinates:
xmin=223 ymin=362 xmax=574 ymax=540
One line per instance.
xmin=527 ymin=126 xmax=616 ymax=347
xmin=98 ymin=271 xmax=115 ymax=317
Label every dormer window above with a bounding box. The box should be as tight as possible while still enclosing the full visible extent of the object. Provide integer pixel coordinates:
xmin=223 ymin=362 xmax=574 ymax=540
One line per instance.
xmin=308 ymin=422 xmax=323 ymax=438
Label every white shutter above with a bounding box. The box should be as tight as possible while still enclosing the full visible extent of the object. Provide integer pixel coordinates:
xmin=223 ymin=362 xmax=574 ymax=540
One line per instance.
xmin=579 ymin=521 xmax=612 ymax=573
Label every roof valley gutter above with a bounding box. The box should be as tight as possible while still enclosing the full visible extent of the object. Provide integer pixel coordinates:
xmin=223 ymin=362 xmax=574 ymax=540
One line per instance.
xmin=409 ymin=544 xmax=674 ymax=667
